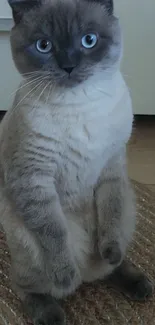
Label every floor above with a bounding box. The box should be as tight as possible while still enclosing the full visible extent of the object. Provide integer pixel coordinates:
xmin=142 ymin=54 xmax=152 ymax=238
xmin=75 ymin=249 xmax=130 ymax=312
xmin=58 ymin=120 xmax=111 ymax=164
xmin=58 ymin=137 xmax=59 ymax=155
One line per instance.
xmin=128 ymin=116 xmax=155 ymax=193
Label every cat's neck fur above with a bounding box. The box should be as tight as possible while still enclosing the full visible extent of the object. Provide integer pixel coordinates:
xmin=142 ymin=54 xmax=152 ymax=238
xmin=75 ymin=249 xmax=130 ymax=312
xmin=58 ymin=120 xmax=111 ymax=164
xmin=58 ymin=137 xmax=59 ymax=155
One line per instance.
xmin=18 ymin=66 xmax=126 ymax=119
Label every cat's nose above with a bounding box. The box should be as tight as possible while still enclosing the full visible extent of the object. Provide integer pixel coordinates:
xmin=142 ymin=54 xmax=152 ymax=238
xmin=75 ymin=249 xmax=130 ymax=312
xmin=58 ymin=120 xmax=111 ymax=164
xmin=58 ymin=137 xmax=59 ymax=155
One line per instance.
xmin=63 ymin=67 xmax=74 ymax=74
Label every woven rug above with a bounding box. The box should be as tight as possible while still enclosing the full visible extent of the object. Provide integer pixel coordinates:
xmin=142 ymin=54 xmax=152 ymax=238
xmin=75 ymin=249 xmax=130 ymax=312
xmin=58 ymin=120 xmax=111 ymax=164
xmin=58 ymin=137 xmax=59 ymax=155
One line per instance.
xmin=0 ymin=181 xmax=155 ymax=325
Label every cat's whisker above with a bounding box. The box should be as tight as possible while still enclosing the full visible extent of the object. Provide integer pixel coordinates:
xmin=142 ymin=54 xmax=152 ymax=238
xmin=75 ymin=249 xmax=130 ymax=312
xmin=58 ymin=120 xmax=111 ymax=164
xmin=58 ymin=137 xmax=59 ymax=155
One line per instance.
xmin=23 ymin=75 xmax=41 ymax=81
xmin=21 ymin=70 xmax=46 ymax=77
xmin=24 ymin=72 xmax=50 ymax=81
xmin=11 ymin=76 xmax=44 ymax=96
xmin=103 ymin=68 xmax=133 ymax=80
xmin=46 ymin=82 xmax=53 ymax=105
xmin=122 ymin=73 xmax=132 ymax=79
xmin=13 ymin=80 xmax=45 ymax=110
xmin=29 ymin=71 xmax=50 ymax=77
xmin=82 ymin=88 xmax=91 ymax=101
xmin=93 ymin=86 xmax=112 ymax=98
xmin=20 ymin=72 xmax=50 ymax=84
xmin=35 ymin=80 xmax=52 ymax=104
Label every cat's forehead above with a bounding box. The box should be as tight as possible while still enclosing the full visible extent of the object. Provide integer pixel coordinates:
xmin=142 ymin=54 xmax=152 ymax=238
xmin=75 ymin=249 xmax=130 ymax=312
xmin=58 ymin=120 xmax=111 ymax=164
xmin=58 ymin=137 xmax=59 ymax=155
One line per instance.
xmin=43 ymin=0 xmax=105 ymax=14
xmin=24 ymin=0 xmax=109 ymax=33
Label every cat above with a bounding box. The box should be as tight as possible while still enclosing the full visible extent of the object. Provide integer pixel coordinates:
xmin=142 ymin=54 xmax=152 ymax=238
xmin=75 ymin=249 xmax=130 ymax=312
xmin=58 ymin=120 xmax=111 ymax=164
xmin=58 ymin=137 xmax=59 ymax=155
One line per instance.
xmin=0 ymin=0 xmax=153 ymax=324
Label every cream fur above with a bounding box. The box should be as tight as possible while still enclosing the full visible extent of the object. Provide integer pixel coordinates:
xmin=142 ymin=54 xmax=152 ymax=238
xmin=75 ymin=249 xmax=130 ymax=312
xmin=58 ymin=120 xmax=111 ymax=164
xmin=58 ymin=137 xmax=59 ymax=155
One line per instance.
xmin=0 ymin=67 xmax=134 ymax=297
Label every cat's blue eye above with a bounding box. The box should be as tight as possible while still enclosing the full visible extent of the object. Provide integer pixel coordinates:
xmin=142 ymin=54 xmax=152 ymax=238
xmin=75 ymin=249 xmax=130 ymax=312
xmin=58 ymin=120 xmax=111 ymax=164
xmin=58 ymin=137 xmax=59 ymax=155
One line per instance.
xmin=36 ymin=39 xmax=52 ymax=53
xmin=81 ymin=33 xmax=98 ymax=49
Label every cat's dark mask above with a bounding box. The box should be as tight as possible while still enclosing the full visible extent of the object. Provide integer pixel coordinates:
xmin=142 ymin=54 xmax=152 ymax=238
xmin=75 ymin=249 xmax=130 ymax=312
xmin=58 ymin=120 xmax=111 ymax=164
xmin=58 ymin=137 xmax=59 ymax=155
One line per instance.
xmin=8 ymin=0 xmax=121 ymax=87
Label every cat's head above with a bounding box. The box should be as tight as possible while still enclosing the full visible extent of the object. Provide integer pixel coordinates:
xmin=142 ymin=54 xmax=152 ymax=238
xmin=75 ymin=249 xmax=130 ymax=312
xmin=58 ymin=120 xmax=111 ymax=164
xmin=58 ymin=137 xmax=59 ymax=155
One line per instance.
xmin=8 ymin=0 xmax=122 ymax=87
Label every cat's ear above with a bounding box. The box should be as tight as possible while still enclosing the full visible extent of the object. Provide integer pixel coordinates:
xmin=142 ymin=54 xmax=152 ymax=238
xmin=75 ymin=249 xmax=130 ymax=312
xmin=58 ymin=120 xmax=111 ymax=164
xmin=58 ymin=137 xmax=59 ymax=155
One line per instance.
xmin=8 ymin=0 xmax=41 ymax=24
xmin=103 ymin=0 xmax=113 ymax=14
xmin=88 ymin=0 xmax=114 ymax=15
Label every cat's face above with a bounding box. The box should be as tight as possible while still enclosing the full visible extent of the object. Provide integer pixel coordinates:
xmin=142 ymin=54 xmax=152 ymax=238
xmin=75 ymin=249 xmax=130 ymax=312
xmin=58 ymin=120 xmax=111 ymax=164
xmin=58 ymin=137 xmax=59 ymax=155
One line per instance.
xmin=9 ymin=0 xmax=122 ymax=87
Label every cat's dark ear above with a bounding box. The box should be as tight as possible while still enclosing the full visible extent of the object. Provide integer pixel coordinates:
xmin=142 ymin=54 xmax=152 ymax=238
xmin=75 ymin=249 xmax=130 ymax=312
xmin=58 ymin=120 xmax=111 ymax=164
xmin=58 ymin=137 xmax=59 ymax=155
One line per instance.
xmin=103 ymin=0 xmax=113 ymax=14
xmin=88 ymin=0 xmax=114 ymax=15
xmin=8 ymin=0 xmax=41 ymax=24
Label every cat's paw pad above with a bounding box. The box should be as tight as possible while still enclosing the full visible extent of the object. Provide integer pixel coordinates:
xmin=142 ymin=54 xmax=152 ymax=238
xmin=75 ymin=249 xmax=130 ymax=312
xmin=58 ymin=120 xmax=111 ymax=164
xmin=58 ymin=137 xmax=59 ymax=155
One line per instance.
xmin=35 ymin=304 xmax=65 ymax=325
xmin=127 ymin=275 xmax=154 ymax=301
xmin=100 ymin=240 xmax=122 ymax=265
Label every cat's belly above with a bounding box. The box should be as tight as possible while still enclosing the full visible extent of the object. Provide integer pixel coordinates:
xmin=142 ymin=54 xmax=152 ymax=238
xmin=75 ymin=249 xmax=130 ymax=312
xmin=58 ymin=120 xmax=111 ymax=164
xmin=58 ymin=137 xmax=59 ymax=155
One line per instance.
xmin=58 ymin=153 xmax=120 ymax=281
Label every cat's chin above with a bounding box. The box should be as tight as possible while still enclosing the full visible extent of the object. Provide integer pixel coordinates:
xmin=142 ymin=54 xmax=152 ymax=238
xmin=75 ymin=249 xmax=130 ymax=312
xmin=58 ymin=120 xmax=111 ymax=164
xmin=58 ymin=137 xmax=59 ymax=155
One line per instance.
xmin=57 ymin=74 xmax=88 ymax=88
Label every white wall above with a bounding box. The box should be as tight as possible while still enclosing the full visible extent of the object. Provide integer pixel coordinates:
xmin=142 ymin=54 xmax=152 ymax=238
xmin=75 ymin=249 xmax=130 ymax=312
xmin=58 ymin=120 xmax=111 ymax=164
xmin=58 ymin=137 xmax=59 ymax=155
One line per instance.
xmin=0 ymin=0 xmax=155 ymax=114
xmin=0 ymin=0 xmax=12 ymax=19
xmin=115 ymin=0 xmax=155 ymax=115
xmin=0 ymin=32 xmax=21 ymax=110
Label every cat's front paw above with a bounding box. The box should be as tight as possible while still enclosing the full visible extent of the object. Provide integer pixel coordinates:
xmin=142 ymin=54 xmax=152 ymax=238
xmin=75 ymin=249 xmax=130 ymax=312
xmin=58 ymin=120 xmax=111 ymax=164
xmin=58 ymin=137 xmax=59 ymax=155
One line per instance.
xmin=99 ymin=239 xmax=123 ymax=265
xmin=51 ymin=257 xmax=81 ymax=295
xmin=47 ymin=249 xmax=81 ymax=296
xmin=54 ymin=263 xmax=77 ymax=289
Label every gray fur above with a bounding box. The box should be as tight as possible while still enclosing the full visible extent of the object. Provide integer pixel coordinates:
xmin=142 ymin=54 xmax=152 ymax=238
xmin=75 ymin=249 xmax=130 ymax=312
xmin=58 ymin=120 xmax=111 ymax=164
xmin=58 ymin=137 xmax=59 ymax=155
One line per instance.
xmin=9 ymin=0 xmax=121 ymax=86
xmin=0 ymin=0 xmax=153 ymax=324
xmin=95 ymin=151 xmax=135 ymax=266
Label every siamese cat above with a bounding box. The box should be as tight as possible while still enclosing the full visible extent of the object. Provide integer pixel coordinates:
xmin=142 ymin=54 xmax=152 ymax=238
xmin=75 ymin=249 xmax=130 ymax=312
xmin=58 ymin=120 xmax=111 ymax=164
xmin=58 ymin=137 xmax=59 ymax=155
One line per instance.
xmin=0 ymin=0 xmax=153 ymax=324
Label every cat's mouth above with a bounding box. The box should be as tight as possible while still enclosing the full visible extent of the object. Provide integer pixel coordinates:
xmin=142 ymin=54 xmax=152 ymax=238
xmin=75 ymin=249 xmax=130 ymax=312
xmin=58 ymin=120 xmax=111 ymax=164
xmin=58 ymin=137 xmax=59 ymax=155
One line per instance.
xmin=58 ymin=73 xmax=86 ymax=87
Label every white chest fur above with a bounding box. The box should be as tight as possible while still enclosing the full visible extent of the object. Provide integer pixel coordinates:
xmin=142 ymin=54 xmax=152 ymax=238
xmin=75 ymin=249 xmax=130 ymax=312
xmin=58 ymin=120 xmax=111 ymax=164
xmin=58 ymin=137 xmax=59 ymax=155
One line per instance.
xmin=29 ymin=70 xmax=133 ymax=189
xmin=23 ymin=70 xmax=133 ymax=276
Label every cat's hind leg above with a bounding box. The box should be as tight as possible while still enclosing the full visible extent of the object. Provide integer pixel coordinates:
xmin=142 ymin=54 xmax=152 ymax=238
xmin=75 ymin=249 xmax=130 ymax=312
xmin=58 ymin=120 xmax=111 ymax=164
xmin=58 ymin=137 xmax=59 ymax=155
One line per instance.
xmin=2 ymin=212 xmax=65 ymax=325
xmin=24 ymin=294 xmax=65 ymax=325
xmin=9 ymin=227 xmax=65 ymax=325
xmin=107 ymin=260 xmax=154 ymax=301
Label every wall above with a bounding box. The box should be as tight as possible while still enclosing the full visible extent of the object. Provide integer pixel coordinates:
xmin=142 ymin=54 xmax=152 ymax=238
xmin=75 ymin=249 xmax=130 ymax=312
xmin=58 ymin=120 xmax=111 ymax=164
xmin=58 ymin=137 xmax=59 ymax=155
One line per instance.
xmin=0 ymin=32 xmax=21 ymax=111
xmin=0 ymin=0 xmax=13 ymax=30
xmin=0 ymin=0 xmax=11 ymax=18
xmin=115 ymin=0 xmax=155 ymax=115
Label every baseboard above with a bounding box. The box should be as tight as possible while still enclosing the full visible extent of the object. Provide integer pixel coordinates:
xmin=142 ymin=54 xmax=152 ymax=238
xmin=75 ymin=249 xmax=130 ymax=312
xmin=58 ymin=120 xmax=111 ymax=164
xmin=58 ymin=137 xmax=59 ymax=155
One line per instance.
xmin=0 ymin=111 xmax=6 ymax=121
xmin=0 ymin=18 xmax=13 ymax=31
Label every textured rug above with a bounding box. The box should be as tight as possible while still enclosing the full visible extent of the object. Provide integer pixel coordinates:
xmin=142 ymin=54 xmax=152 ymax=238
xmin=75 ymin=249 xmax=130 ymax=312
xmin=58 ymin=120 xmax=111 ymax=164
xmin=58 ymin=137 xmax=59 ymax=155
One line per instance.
xmin=0 ymin=181 xmax=155 ymax=325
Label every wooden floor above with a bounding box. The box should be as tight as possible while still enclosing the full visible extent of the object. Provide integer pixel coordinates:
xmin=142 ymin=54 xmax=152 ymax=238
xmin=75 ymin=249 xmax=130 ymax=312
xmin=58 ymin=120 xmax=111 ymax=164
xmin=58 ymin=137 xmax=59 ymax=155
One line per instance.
xmin=128 ymin=116 xmax=155 ymax=193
